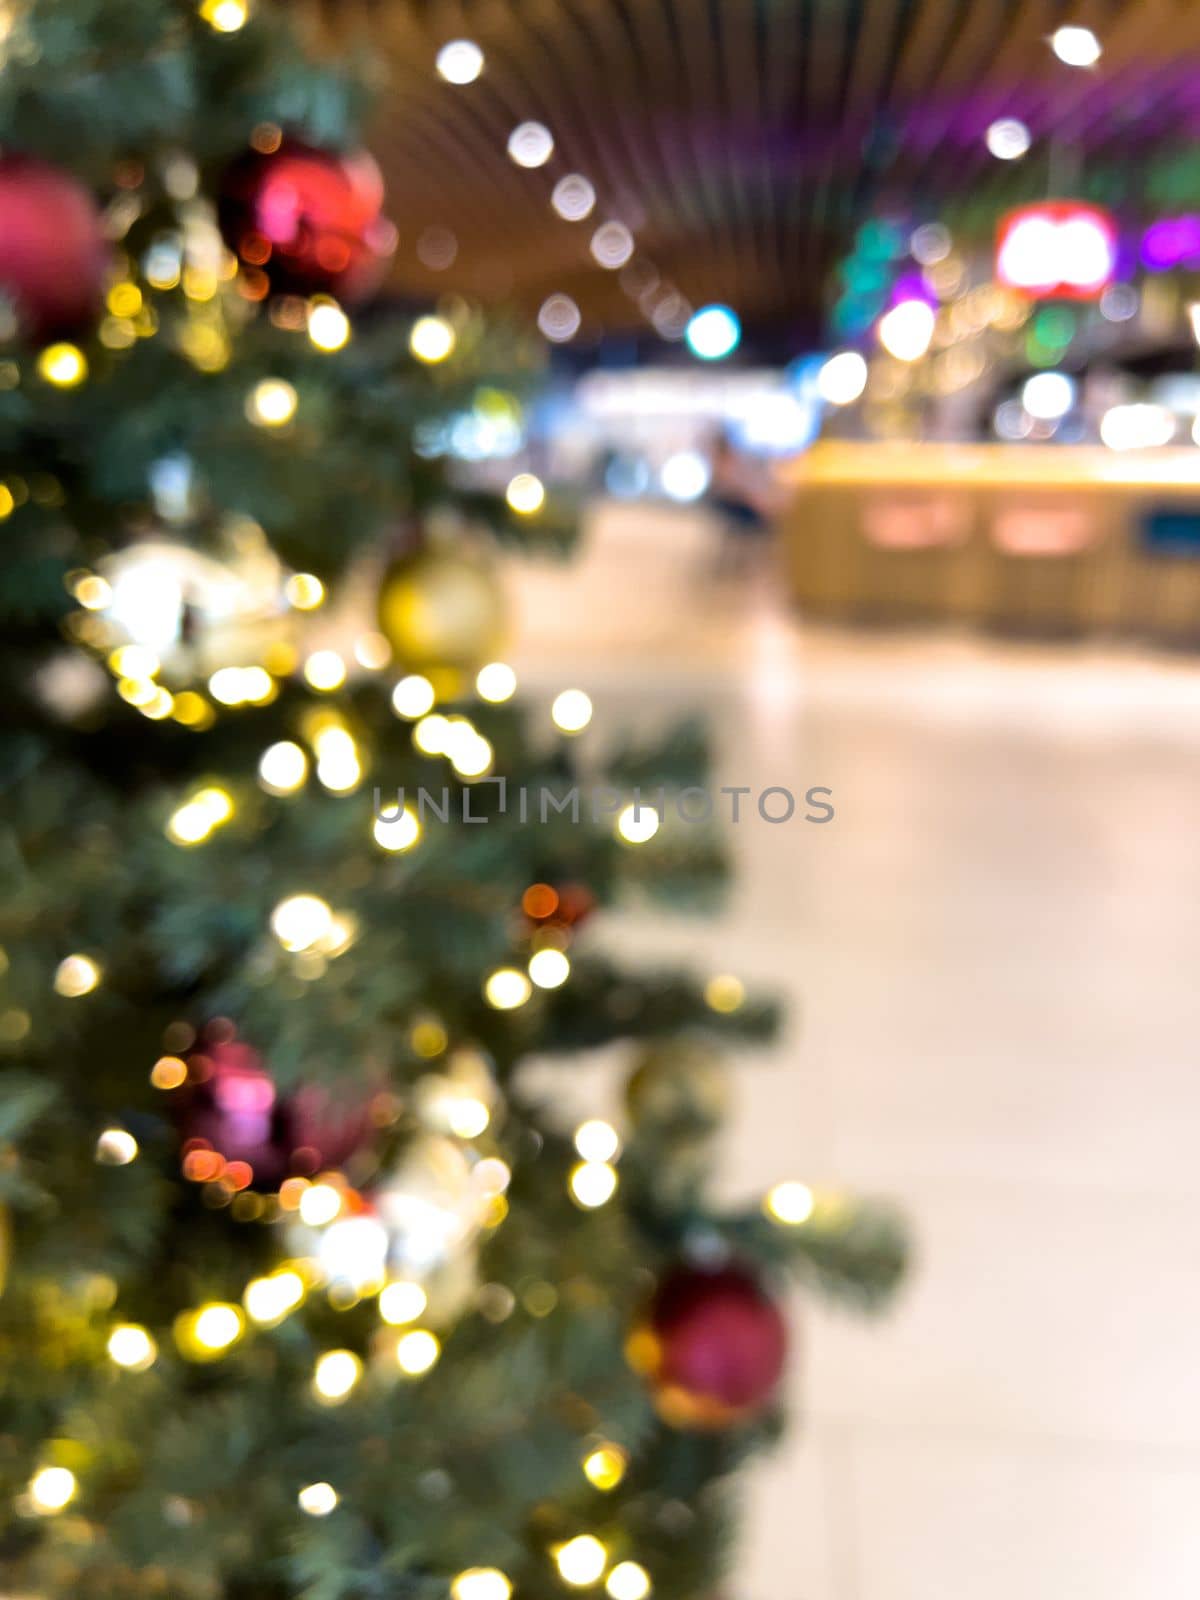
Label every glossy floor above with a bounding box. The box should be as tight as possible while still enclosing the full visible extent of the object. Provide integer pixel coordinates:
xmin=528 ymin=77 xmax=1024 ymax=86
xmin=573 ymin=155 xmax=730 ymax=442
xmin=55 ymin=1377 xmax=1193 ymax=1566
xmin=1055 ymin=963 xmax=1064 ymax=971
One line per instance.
xmin=508 ymin=500 xmax=1200 ymax=1600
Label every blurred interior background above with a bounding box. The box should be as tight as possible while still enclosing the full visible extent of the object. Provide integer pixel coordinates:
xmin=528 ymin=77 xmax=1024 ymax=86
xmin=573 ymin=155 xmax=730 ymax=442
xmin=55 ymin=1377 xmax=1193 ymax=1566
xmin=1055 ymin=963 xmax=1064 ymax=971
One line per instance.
xmin=290 ymin=2 xmax=1200 ymax=1593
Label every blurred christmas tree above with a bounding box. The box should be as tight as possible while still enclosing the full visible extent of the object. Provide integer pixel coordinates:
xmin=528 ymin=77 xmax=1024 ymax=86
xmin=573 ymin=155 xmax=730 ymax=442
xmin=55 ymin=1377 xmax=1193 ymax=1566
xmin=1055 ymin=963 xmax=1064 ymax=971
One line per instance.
xmin=0 ymin=2 xmax=905 ymax=1596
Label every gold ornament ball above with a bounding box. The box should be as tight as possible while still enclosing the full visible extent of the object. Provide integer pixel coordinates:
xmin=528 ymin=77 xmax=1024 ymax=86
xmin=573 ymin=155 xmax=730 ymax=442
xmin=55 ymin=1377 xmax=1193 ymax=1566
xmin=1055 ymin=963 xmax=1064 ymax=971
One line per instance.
xmin=377 ymin=549 xmax=507 ymax=675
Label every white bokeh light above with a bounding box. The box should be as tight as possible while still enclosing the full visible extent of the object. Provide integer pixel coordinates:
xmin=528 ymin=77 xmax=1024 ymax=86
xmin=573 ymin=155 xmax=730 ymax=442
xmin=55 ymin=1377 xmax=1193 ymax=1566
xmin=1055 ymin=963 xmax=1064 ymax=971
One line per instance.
xmin=986 ymin=118 xmax=1031 ymax=160
xmin=436 ymin=39 xmax=484 ymax=83
xmin=507 ymin=122 xmax=554 ymax=168
xmin=551 ymin=174 xmax=596 ymax=220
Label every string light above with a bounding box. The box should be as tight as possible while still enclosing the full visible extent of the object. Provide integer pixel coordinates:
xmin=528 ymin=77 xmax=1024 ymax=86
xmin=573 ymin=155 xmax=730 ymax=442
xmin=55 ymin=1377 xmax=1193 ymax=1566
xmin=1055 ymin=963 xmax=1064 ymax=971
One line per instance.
xmin=551 ymin=688 xmax=592 ymax=732
xmin=258 ymin=741 xmax=308 ymax=795
xmin=29 ymin=1466 xmax=77 ymax=1514
xmin=373 ymin=807 xmax=421 ymax=852
xmin=452 ymin=1570 xmax=512 ymax=1600
xmin=96 ymin=1127 xmax=138 ymax=1164
xmin=616 ymin=803 xmax=659 ymax=844
xmin=506 ymin=473 xmax=545 ymax=514
xmin=298 ymin=1482 xmax=339 ymax=1516
xmin=176 ymin=1302 xmax=245 ymax=1360
xmin=54 ymin=954 xmax=101 ymax=997
xmin=304 ymin=650 xmax=346 ymax=691
xmin=313 ymin=1349 xmax=362 ymax=1402
xmin=607 ymin=1563 xmax=652 ymax=1600
xmin=392 ymin=674 xmax=436 ymax=719
xmin=574 ymin=1120 xmax=619 ymax=1163
xmin=379 ymin=1280 xmax=427 ymax=1325
xmin=396 ymin=1328 xmax=441 ymax=1375
xmin=243 ymin=1269 xmax=306 ymax=1325
xmin=37 ymin=343 xmax=87 ymax=387
xmin=199 ymin=0 xmax=248 ymax=29
xmin=166 ymin=785 xmax=235 ymax=847
xmin=307 ymin=301 xmax=350 ymax=352
xmin=436 ymin=39 xmax=484 ymax=83
xmin=764 ymin=1180 xmax=815 ymax=1225
xmin=507 ymin=122 xmax=555 ymax=168
xmin=285 ymin=572 xmax=325 ymax=610
xmin=151 ymin=1055 xmax=188 ymax=1090
xmin=247 ymin=378 xmax=298 ymax=427
xmin=414 ymin=713 xmax=451 ymax=755
xmin=107 ymin=1324 xmax=157 ymax=1371
xmin=315 ymin=727 xmax=362 ymax=792
xmin=529 ymin=948 xmax=570 ymax=989
xmin=582 ymin=1444 xmax=627 ymax=1490
xmin=476 ymin=662 xmax=517 ymax=702
xmin=298 ymin=1181 xmax=344 ymax=1227
xmin=569 ymin=1160 xmax=618 ymax=1209
xmin=554 ymin=1536 xmax=608 ymax=1587
xmin=410 ymin=316 xmax=455 ymax=363
xmin=484 ymin=968 xmax=532 ymax=1010
xmin=271 ymin=894 xmax=334 ymax=953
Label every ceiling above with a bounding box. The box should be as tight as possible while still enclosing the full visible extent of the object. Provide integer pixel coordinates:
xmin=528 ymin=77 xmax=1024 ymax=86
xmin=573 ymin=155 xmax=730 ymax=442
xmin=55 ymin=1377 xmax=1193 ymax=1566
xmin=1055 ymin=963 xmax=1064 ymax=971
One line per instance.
xmin=299 ymin=0 xmax=1200 ymax=342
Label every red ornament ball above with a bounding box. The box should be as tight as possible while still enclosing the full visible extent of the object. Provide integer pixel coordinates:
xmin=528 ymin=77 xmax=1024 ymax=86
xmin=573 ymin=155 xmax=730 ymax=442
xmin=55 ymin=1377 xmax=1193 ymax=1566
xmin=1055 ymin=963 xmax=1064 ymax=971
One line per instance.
xmin=178 ymin=1026 xmax=373 ymax=1190
xmin=218 ymin=139 xmax=394 ymax=301
xmin=0 ymin=156 xmax=109 ymax=343
xmin=638 ymin=1263 xmax=788 ymax=1427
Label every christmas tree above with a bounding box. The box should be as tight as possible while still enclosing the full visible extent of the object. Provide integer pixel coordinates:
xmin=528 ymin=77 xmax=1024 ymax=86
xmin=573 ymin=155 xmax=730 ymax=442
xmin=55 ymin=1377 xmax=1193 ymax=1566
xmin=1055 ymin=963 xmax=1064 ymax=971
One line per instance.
xmin=0 ymin=3 xmax=906 ymax=1596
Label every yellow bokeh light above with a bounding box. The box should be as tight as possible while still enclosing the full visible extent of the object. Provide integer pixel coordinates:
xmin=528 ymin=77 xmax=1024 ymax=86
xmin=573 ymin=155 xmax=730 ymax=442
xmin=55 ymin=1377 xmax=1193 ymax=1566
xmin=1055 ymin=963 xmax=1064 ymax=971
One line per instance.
xmin=450 ymin=731 xmax=493 ymax=779
xmin=410 ymin=315 xmax=455 ymax=363
xmin=551 ymin=688 xmax=592 ymax=733
xmin=606 ymin=1563 xmax=651 ymax=1600
xmin=378 ymin=1280 xmax=427 ymax=1326
xmin=298 ymin=1181 xmax=344 ymax=1227
xmin=313 ymin=1349 xmax=362 ymax=1402
xmin=616 ymin=804 xmax=659 ymax=845
xmin=304 ymin=650 xmax=346 ymax=692
xmin=413 ymin=712 xmax=451 ymax=755
xmin=447 ymin=1096 xmax=490 ymax=1139
xmin=285 ymin=572 xmax=325 ymax=610
xmin=258 ymin=741 xmax=308 ymax=795
xmin=298 ymin=1481 xmax=339 ymax=1516
xmin=107 ymin=1323 xmax=157 ymax=1371
xmin=0 ymin=484 xmax=12 ymax=520
xmin=528 ymin=948 xmax=570 ymax=990
xmin=29 ymin=1466 xmax=77 ymax=1514
xmin=247 ymin=377 xmax=297 ymax=427
xmin=199 ymin=0 xmax=248 ymax=30
xmin=391 ymin=674 xmax=436 ymax=719
xmin=396 ymin=1328 xmax=441 ymax=1375
xmin=107 ymin=282 xmax=143 ymax=318
xmin=764 ymin=1180 xmax=815 ymax=1226
xmin=308 ymin=301 xmax=351 ymax=352
xmin=554 ymin=1535 xmax=607 ymax=1587
xmin=373 ymin=807 xmax=420 ymax=852
xmin=569 ymin=1160 xmax=617 ymax=1209
xmin=54 ymin=954 xmax=101 ymax=997
xmin=452 ymin=1570 xmax=512 ymax=1600
xmin=172 ymin=691 xmax=214 ymax=728
xmin=151 ymin=1055 xmax=188 ymax=1090
xmin=73 ymin=573 xmax=113 ymax=610
xmin=176 ymin=1302 xmax=245 ymax=1360
xmin=354 ymin=632 xmax=392 ymax=671
xmin=37 ymin=343 xmax=87 ymax=388
xmin=704 ymin=973 xmax=745 ymax=1013
xmin=109 ymin=644 xmax=160 ymax=679
xmin=95 ymin=1127 xmax=139 ymax=1165
xmin=484 ymin=968 xmax=532 ymax=1010
xmin=244 ymin=1270 xmax=306 ymax=1325
xmin=582 ymin=1444 xmax=627 ymax=1491
xmin=476 ymin=662 xmax=517 ymax=702
xmin=271 ymin=893 xmax=334 ymax=953
xmin=573 ymin=1120 xmax=619 ymax=1163
xmin=505 ymin=473 xmax=545 ymax=515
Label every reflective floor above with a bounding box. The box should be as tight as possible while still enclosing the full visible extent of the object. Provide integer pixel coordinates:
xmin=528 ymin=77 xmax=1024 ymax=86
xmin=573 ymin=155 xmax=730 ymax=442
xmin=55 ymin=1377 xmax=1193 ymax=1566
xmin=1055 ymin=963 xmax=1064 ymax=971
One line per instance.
xmin=509 ymin=500 xmax=1200 ymax=1600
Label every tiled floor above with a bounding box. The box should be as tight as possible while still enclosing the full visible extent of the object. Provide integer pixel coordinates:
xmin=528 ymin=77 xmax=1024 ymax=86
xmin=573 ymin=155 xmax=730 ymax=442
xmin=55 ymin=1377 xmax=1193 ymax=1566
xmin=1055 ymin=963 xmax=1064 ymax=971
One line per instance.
xmin=507 ymin=499 xmax=1200 ymax=1600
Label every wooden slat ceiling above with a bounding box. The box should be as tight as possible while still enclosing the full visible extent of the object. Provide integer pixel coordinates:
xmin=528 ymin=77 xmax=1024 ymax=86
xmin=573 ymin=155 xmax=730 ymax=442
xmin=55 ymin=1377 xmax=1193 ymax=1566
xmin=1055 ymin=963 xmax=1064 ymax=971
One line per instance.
xmin=297 ymin=0 xmax=1200 ymax=341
